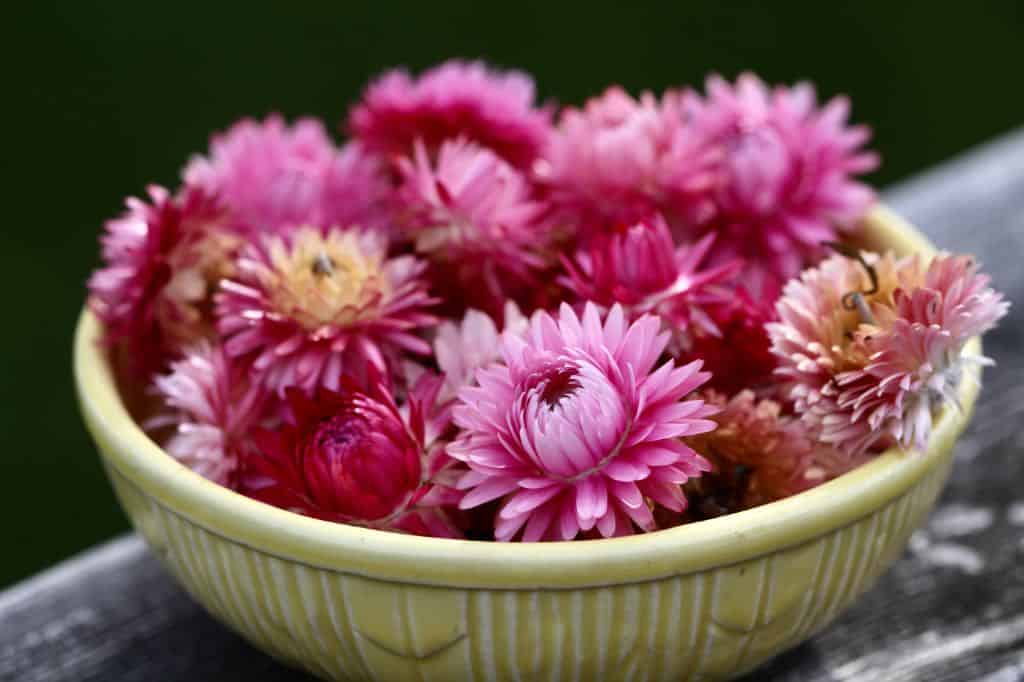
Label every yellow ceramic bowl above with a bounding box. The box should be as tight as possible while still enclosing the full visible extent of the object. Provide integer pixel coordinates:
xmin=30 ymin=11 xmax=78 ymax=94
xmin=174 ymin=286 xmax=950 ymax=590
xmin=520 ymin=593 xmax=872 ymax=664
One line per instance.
xmin=75 ymin=206 xmax=981 ymax=682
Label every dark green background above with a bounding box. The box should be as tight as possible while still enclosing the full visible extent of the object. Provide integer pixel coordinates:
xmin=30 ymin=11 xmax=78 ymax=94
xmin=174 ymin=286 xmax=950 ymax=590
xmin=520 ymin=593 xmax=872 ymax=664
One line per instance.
xmin=3 ymin=2 xmax=1021 ymax=587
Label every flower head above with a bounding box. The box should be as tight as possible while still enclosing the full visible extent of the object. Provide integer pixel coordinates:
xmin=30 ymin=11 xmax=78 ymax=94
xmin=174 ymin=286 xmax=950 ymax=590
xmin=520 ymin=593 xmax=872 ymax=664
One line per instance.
xmin=321 ymin=140 xmax=394 ymax=233
xmin=349 ymin=60 xmax=553 ymax=168
xmin=148 ymin=342 xmax=267 ymax=486
xmin=216 ymin=226 xmax=437 ymax=394
xmin=185 ymin=115 xmax=389 ymax=234
xmin=88 ymin=185 xmax=231 ymax=378
xmin=687 ymin=73 xmax=879 ymax=284
xmin=769 ymin=250 xmax=1007 ymax=457
xmin=245 ymin=374 xmax=461 ymax=536
xmin=684 ymin=284 xmax=779 ymax=395
xmin=686 ymin=390 xmax=821 ymax=510
xmin=449 ymin=303 xmax=716 ymax=541
xmin=396 ymin=138 xmax=549 ymax=316
xmin=560 ymin=214 xmax=740 ymax=341
xmin=536 ymin=87 xmax=717 ymax=236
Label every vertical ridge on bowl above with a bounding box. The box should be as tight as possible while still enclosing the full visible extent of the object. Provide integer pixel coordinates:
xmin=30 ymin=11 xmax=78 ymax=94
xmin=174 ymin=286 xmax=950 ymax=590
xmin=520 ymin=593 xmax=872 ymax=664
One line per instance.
xmin=77 ymin=205 xmax=981 ymax=681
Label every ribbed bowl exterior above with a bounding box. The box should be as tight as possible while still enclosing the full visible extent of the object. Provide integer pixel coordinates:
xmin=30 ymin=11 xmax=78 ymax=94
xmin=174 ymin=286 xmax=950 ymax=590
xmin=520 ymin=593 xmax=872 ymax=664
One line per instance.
xmin=76 ymin=206 xmax=979 ymax=681
xmin=100 ymin=449 xmax=952 ymax=681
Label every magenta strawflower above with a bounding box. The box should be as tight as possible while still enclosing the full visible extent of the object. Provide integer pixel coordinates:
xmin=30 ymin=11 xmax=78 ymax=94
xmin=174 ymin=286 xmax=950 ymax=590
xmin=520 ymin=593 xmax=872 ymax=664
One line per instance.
xmin=245 ymin=375 xmax=461 ymax=537
xmin=535 ymin=86 xmax=717 ymax=236
xmin=449 ymin=303 xmax=716 ymax=541
xmin=349 ymin=60 xmax=553 ymax=168
xmin=559 ymin=214 xmax=741 ymax=341
xmin=185 ymin=114 xmax=389 ymax=234
xmin=148 ymin=342 xmax=267 ymax=486
xmin=687 ymin=73 xmax=879 ymax=285
xmin=396 ymin=138 xmax=549 ymax=316
xmin=88 ymin=185 xmax=231 ymax=378
xmin=769 ymin=250 xmax=1008 ymax=457
xmin=685 ymin=283 xmax=779 ymax=394
xmin=215 ymin=226 xmax=437 ymax=395
xmin=320 ymin=140 xmax=394 ymax=233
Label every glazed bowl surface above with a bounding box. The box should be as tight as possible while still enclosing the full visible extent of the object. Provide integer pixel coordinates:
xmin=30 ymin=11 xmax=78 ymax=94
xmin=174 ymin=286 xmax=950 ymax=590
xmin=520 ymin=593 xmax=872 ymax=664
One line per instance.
xmin=74 ymin=205 xmax=981 ymax=682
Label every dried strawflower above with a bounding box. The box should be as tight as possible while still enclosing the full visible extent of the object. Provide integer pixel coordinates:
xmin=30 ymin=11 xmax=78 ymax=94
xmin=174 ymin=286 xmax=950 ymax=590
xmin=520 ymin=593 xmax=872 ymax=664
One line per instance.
xmin=148 ymin=342 xmax=267 ymax=486
xmin=245 ymin=375 xmax=461 ymax=536
xmin=185 ymin=115 xmax=389 ymax=234
xmin=88 ymin=185 xmax=230 ymax=378
xmin=687 ymin=390 xmax=821 ymax=510
xmin=320 ymin=140 xmax=394 ymax=234
xmin=85 ymin=62 xmax=1013 ymax=541
xmin=349 ymin=60 xmax=553 ymax=168
xmin=685 ymin=284 xmax=778 ymax=395
xmin=536 ymin=87 xmax=717 ymax=235
xmin=216 ymin=227 xmax=437 ymax=394
xmin=559 ymin=214 xmax=740 ymax=342
xmin=769 ymin=250 xmax=1008 ymax=457
xmin=449 ymin=303 xmax=716 ymax=541
xmin=395 ymin=138 xmax=548 ymax=316
xmin=432 ymin=302 xmax=528 ymax=402
xmin=687 ymin=73 xmax=879 ymax=286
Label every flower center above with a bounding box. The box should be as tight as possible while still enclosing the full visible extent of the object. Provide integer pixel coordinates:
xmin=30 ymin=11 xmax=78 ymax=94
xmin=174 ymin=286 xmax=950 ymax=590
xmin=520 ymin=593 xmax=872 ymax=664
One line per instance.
xmin=514 ymin=359 xmax=632 ymax=481
xmin=315 ymin=416 xmax=366 ymax=458
xmin=538 ymin=367 xmax=581 ymax=409
xmin=265 ymin=227 xmax=390 ymax=330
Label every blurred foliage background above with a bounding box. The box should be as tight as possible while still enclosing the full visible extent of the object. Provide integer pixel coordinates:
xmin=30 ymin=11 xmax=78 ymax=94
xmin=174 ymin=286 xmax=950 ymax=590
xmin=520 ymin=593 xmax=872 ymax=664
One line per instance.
xmin=2 ymin=1 xmax=1022 ymax=587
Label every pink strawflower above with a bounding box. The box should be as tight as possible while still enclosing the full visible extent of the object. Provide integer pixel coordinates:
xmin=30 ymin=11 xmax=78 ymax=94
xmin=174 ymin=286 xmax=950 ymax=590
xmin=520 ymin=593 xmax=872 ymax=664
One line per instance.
xmin=320 ymin=140 xmax=394 ymax=233
xmin=559 ymin=214 xmax=740 ymax=341
xmin=687 ymin=390 xmax=822 ymax=508
xmin=535 ymin=86 xmax=717 ymax=236
xmin=245 ymin=375 xmax=461 ymax=537
xmin=88 ymin=185 xmax=232 ymax=378
xmin=349 ymin=60 xmax=553 ymax=168
xmin=185 ymin=114 xmax=389 ymax=234
xmin=449 ymin=303 xmax=716 ymax=541
xmin=216 ymin=226 xmax=437 ymax=395
xmin=396 ymin=138 xmax=549 ymax=316
xmin=687 ymin=73 xmax=879 ymax=284
xmin=769 ymin=250 xmax=1007 ymax=457
xmin=148 ymin=342 xmax=267 ymax=486
xmin=432 ymin=302 xmax=528 ymax=402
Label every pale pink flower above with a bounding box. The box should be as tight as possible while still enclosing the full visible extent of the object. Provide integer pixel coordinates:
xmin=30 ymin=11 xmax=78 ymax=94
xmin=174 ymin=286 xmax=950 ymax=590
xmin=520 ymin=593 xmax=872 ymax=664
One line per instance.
xmin=148 ymin=342 xmax=267 ymax=486
xmin=687 ymin=73 xmax=879 ymax=284
xmin=88 ymin=185 xmax=232 ymax=378
xmin=349 ymin=60 xmax=553 ymax=168
xmin=559 ymin=214 xmax=740 ymax=341
xmin=245 ymin=374 xmax=462 ymax=537
xmin=395 ymin=138 xmax=549 ymax=316
xmin=433 ymin=302 xmax=528 ymax=402
xmin=449 ymin=303 xmax=716 ymax=541
xmin=535 ymin=86 xmax=717 ymax=235
xmin=215 ymin=227 xmax=437 ymax=395
xmin=769 ymin=251 xmax=1007 ymax=457
xmin=185 ymin=115 xmax=389 ymax=234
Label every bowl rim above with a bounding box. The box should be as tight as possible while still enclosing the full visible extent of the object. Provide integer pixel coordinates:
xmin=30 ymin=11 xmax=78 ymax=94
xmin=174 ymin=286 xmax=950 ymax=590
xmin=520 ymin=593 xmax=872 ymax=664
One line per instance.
xmin=74 ymin=205 xmax=981 ymax=590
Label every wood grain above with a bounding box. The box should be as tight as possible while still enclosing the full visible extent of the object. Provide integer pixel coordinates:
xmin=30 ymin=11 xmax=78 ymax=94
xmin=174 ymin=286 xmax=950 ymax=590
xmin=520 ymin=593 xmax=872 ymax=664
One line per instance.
xmin=4 ymin=128 xmax=1024 ymax=682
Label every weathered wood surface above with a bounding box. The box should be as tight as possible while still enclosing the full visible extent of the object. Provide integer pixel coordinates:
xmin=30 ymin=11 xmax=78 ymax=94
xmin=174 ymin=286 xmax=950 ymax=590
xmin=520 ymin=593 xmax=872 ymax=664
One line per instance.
xmin=3 ymin=129 xmax=1024 ymax=682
